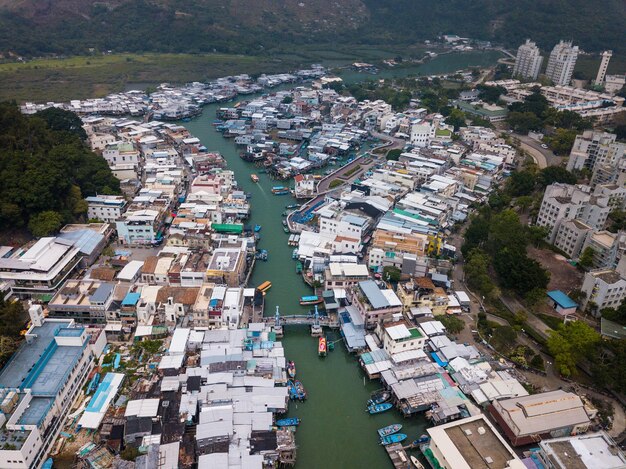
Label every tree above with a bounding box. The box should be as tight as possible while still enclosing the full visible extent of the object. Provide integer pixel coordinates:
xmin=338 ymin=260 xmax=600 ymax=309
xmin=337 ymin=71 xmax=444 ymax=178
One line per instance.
xmin=606 ymin=209 xmax=626 ymax=233
xmin=515 ymin=195 xmax=534 ymax=213
xmin=547 ymin=321 xmax=600 ymax=377
xmin=527 ymin=225 xmax=549 ymax=247
xmin=490 ymin=326 xmax=517 ymax=353
xmin=386 ymin=149 xmax=402 ymax=161
xmin=488 ymin=210 xmax=528 ymax=255
xmin=35 ymin=107 xmax=88 ymax=141
xmin=530 ymin=353 xmax=544 ymax=370
xmin=578 ymin=246 xmax=595 ymax=270
xmin=506 ymin=170 xmax=536 ymax=197
xmin=28 ymin=211 xmax=63 ymax=237
xmin=464 ymin=248 xmax=496 ymax=299
xmin=477 ymin=85 xmax=506 ymax=104
xmin=525 ymin=287 xmax=547 ymax=309
xmin=544 ymin=129 xmax=577 ymax=155
xmin=383 ymin=266 xmax=401 ymax=282
xmin=120 ymin=446 xmax=140 ymax=461
xmin=281 ymin=96 xmax=293 ymax=104
xmin=493 ymin=248 xmax=549 ymax=296
xmin=0 ymin=298 xmax=26 ymax=339
xmin=538 ymin=166 xmax=577 ymax=187
xmin=445 ymin=108 xmax=466 ymax=131
xmin=435 ymin=314 xmax=465 ymax=334
xmin=507 ymin=111 xmax=543 ymax=134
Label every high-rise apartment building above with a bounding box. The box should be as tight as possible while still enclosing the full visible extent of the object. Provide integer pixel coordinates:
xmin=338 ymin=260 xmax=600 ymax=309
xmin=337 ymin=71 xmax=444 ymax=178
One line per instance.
xmin=513 ymin=39 xmax=543 ymax=80
xmin=595 ymin=50 xmax=613 ymax=86
xmin=545 ymin=40 xmax=579 ymax=86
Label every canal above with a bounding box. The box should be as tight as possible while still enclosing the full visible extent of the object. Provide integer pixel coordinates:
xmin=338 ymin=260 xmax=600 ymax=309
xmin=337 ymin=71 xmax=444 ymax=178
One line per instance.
xmin=181 ymin=50 xmax=502 ymax=467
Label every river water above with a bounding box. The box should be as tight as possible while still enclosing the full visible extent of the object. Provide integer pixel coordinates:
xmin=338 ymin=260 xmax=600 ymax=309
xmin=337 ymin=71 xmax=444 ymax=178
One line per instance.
xmin=181 ymin=50 xmax=501 ymax=468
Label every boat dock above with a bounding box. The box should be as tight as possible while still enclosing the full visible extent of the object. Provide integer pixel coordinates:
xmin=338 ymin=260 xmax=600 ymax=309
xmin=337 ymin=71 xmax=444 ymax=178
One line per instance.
xmin=385 ymin=441 xmax=425 ymax=469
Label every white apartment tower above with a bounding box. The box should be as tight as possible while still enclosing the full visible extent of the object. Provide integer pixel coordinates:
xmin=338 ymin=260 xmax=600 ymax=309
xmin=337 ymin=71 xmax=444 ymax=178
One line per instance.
xmin=545 ymin=41 xmax=579 ymax=86
xmin=513 ymin=39 xmax=543 ymax=80
xmin=595 ymin=50 xmax=613 ymax=86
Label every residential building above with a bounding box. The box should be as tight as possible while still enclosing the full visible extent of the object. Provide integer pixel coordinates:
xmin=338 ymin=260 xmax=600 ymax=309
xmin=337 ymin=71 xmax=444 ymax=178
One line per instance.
xmin=86 ymin=195 xmax=127 ymax=223
xmin=567 ymin=131 xmax=626 ymax=184
xmin=377 ymin=320 xmax=426 ymax=355
xmin=552 ymin=219 xmax=591 ymax=259
xmin=324 ymin=263 xmax=370 ymax=290
xmin=605 ymin=74 xmax=626 ymax=95
xmin=410 ymin=121 xmax=435 ymax=148
xmin=0 ymin=307 xmax=98 ymax=469
xmin=205 ymin=242 xmax=247 ymax=287
xmin=513 ymin=39 xmax=543 ymax=80
xmin=581 ymin=269 xmax=626 ymax=313
xmin=537 ymin=431 xmax=626 ymax=469
xmin=536 ymin=184 xmax=610 ymax=243
xmin=425 ymin=415 xmax=524 ymax=469
xmin=490 ymin=390 xmax=591 ymax=446
xmin=595 ymin=51 xmax=613 ymax=86
xmin=48 ymin=279 xmax=116 ymax=323
xmin=347 ymin=280 xmax=403 ymax=328
xmin=581 ymin=230 xmax=618 ymax=269
xmin=545 ymin=41 xmax=579 ymax=86
xmin=115 ymin=209 xmax=163 ymax=245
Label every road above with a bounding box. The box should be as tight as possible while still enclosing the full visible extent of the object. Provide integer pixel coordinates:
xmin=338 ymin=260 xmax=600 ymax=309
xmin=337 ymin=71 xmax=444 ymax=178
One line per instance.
xmin=369 ymin=130 xmax=406 ymax=154
xmin=513 ymin=134 xmax=563 ymax=168
xmin=315 ymin=154 xmax=378 ymax=193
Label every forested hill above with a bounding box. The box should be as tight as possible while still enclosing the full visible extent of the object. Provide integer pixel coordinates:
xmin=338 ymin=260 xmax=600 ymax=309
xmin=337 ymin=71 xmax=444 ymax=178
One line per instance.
xmin=0 ymin=0 xmax=624 ymax=57
xmin=0 ymin=103 xmax=119 ymax=237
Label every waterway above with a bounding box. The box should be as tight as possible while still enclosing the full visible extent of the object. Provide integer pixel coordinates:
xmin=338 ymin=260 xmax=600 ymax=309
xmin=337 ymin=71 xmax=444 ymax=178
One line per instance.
xmin=181 ymin=50 xmax=502 ymax=467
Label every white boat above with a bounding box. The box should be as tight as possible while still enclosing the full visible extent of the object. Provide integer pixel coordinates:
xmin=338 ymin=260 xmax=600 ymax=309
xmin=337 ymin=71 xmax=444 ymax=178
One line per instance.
xmin=410 ymin=455 xmax=425 ymax=469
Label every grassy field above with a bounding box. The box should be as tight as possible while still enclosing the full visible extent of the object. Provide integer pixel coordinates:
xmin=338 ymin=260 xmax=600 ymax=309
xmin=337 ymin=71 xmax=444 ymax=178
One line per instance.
xmin=0 ymin=53 xmax=298 ymax=102
xmin=0 ymin=44 xmax=433 ymax=102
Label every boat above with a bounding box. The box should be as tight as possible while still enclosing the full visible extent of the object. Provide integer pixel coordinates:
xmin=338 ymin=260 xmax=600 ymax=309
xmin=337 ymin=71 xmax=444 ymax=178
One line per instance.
xmin=285 ymin=204 xmax=299 ymax=209
xmin=276 ymin=417 xmax=301 ymax=427
xmin=257 ymin=281 xmax=272 ymax=293
xmin=283 ymin=227 xmax=290 ymax=233
xmin=255 ymin=249 xmax=268 ymax=261
xmin=254 ymin=224 xmax=262 ymax=232
xmin=410 ymin=455 xmax=425 ymax=469
xmin=367 ymin=403 xmax=393 ymax=414
xmin=251 ymin=174 xmax=259 ymax=183
xmin=380 ymin=433 xmax=407 ymax=446
xmin=246 ymin=192 xmax=252 ymax=199
xmin=287 ymin=360 xmax=296 ymax=379
xmin=300 ymin=295 xmax=323 ymax=306
xmin=274 ymin=190 xmax=290 ymax=196
xmin=318 ymin=336 xmax=327 ymax=357
xmin=368 ymin=390 xmax=391 ymax=406
xmin=288 ymin=380 xmax=307 ymax=401
xmin=413 ymin=434 xmax=430 ymax=444
xmin=377 ymin=424 xmax=402 ymax=437
xmin=272 ymin=186 xmax=290 ymax=195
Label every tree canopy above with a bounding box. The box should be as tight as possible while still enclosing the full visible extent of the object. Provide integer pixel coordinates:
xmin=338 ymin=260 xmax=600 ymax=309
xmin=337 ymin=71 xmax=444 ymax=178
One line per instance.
xmin=0 ymin=102 xmax=119 ymax=235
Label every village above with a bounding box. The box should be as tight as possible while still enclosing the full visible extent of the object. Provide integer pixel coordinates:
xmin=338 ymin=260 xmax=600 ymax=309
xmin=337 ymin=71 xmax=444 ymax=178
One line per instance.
xmin=0 ymin=51 xmax=624 ymax=469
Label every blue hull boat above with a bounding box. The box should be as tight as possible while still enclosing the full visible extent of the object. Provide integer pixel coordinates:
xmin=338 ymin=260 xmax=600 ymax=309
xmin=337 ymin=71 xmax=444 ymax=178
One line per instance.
xmin=288 ymin=379 xmax=307 ymax=401
xmin=380 ymin=433 xmax=407 ymax=446
xmin=368 ymin=403 xmax=392 ymax=414
xmin=378 ymin=424 xmax=402 ymax=437
xmin=276 ymin=417 xmax=300 ymax=427
xmin=254 ymin=224 xmax=262 ymax=232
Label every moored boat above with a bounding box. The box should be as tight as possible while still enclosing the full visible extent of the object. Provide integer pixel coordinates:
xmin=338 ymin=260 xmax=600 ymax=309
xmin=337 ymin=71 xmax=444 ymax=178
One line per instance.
xmin=318 ymin=336 xmax=327 ymax=357
xmin=377 ymin=424 xmax=402 ymax=437
xmin=287 ymin=360 xmax=296 ymax=379
xmin=300 ymin=295 xmax=323 ymax=306
xmin=367 ymin=403 xmax=392 ymax=414
xmin=285 ymin=204 xmax=300 ymax=209
xmin=368 ymin=390 xmax=391 ymax=406
xmin=288 ymin=379 xmax=307 ymax=401
xmin=380 ymin=433 xmax=407 ymax=446
xmin=276 ymin=417 xmax=300 ymax=427
xmin=251 ymin=174 xmax=259 ymax=183
xmin=257 ymin=281 xmax=272 ymax=293
xmin=254 ymin=224 xmax=262 ymax=232
xmin=410 ymin=455 xmax=425 ymax=469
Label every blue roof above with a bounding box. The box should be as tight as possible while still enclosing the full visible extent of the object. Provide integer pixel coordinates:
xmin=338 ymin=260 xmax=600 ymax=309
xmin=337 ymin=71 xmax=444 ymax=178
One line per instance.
xmin=547 ymin=290 xmax=578 ymax=309
xmin=359 ymin=280 xmax=390 ymax=309
xmin=122 ymin=292 xmax=141 ymax=306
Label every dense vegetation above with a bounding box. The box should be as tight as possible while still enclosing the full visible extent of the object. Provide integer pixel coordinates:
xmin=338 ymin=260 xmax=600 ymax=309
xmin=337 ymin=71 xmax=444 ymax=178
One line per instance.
xmin=0 ymin=103 xmax=119 ymax=236
xmin=0 ymin=0 xmax=624 ymax=57
xmin=0 ymin=299 xmax=27 ymax=367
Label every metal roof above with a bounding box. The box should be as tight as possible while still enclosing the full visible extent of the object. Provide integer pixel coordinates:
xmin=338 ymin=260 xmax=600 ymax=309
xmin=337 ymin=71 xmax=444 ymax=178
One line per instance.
xmin=359 ymin=280 xmax=390 ymax=309
xmin=547 ymin=290 xmax=578 ymax=309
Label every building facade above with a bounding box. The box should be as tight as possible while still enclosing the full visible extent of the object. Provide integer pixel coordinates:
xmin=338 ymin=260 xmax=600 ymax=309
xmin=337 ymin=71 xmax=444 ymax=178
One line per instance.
xmin=545 ymin=41 xmax=579 ymax=86
xmin=513 ymin=39 xmax=543 ymax=80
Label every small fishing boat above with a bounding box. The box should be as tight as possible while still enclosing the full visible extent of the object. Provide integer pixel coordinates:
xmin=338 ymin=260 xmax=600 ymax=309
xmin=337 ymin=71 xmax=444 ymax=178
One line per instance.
xmin=255 ymin=249 xmax=268 ymax=261
xmin=251 ymin=174 xmax=259 ymax=183
xmin=300 ymin=295 xmax=323 ymax=306
xmin=380 ymin=433 xmax=407 ymax=446
xmin=283 ymin=227 xmax=290 ymax=233
xmin=288 ymin=379 xmax=307 ymax=401
xmin=246 ymin=192 xmax=252 ymax=199
xmin=318 ymin=337 xmax=327 ymax=357
xmin=257 ymin=281 xmax=272 ymax=293
xmin=367 ymin=403 xmax=393 ymax=414
xmin=272 ymin=186 xmax=289 ymax=195
xmin=285 ymin=204 xmax=300 ymax=209
xmin=282 ymin=211 xmax=289 ymax=217
xmin=254 ymin=224 xmax=262 ymax=232
xmin=410 ymin=455 xmax=425 ymax=469
xmin=287 ymin=360 xmax=296 ymax=379
xmin=276 ymin=417 xmax=300 ymax=427
xmin=377 ymin=424 xmax=402 ymax=437
xmin=368 ymin=390 xmax=391 ymax=406
xmin=413 ymin=434 xmax=430 ymax=444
